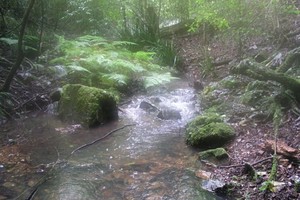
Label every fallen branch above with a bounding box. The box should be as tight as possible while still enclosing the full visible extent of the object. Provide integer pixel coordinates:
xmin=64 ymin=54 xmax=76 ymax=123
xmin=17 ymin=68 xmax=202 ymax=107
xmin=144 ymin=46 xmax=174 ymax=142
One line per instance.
xmin=21 ymin=124 xmax=135 ymax=199
xmin=231 ymin=58 xmax=300 ymax=101
xmin=16 ymin=147 xmax=61 ymax=200
xmin=213 ymin=59 xmax=232 ymax=67
xmin=70 ymin=124 xmax=136 ymax=155
xmin=219 ymin=156 xmax=273 ymax=169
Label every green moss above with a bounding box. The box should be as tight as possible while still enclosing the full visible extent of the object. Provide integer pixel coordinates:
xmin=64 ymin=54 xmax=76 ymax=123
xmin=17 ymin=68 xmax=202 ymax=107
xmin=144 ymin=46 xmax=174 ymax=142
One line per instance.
xmin=189 ymin=112 xmax=222 ymax=126
xmin=220 ymin=76 xmax=241 ymax=89
xmin=241 ymin=90 xmax=266 ymax=106
xmin=246 ymin=80 xmax=270 ymax=91
xmin=199 ymin=148 xmax=229 ymax=160
xmin=186 ymin=112 xmax=235 ymax=148
xmin=58 ymin=84 xmax=118 ymax=127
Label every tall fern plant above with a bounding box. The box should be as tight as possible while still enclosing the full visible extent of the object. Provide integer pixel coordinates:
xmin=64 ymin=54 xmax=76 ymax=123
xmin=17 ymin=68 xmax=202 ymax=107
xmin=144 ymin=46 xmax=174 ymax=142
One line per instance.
xmin=50 ymin=35 xmax=176 ymax=92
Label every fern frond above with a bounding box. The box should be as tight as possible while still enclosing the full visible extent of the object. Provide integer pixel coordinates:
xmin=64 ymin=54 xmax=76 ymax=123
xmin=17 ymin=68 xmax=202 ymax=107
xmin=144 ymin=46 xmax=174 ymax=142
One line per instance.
xmin=134 ymin=51 xmax=155 ymax=61
xmin=65 ymin=64 xmax=91 ymax=73
xmin=103 ymin=73 xmax=128 ymax=85
xmin=116 ymin=59 xmax=145 ymax=73
xmin=0 ymin=37 xmax=18 ymax=45
xmin=77 ymin=35 xmax=107 ymax=43
xmin=111 ymin=41 xmax=137 ymax=47
xmin=143 ymin=72 xmax=178 ymax=88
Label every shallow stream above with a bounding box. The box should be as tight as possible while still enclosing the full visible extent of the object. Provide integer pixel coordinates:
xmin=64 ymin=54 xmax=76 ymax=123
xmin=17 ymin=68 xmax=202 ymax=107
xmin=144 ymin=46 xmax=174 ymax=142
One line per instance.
xmin=1 ymin=79 xmax=222 ymax=200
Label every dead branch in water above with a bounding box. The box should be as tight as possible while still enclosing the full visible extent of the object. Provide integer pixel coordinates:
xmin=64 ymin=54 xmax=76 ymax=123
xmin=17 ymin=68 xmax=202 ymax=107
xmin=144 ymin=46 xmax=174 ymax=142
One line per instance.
xmin=22 ymin=124 xmax=135 ymax=199
xmin=70 ymin=124 xmax=136 ymax=155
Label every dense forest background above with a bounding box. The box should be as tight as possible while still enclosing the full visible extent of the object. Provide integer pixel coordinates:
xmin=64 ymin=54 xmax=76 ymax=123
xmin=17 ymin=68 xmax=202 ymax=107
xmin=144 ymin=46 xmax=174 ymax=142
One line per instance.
xmin=1 ymin=0 xmax=300 ymax=118
xmin=1 ymin=1 xmax=300 ymax=199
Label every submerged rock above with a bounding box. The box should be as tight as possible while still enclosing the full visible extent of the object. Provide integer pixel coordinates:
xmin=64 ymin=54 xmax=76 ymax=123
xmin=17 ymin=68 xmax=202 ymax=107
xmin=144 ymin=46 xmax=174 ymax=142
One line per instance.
xmin=198 ymin=148 xmax=229 ymax=160
xmin=58 ymin=84 xmax=118 ymax=127
xmin=157 ymin=109 xmax=181 ymax=120
xmin=139 ymin=101 xmax=158 ymax=112
xmin=185 ymin=112 xmax=235 ymax=148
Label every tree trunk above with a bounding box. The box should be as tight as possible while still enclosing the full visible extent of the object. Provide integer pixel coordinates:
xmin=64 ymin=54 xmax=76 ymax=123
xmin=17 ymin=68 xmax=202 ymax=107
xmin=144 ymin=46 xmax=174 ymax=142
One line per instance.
xmin=231 ymin=58 xmax=300 ymax=102
xmin=38 ymin=0 xmax=45 ymax=56
xmin=0 ymin=8 xmax=7 ymax=34
xmin=0 ymin=0 xmax=36 ymax=92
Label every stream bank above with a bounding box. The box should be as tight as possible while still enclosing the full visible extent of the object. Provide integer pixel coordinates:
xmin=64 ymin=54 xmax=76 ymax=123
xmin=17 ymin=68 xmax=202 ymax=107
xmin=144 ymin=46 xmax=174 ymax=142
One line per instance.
xmin=175 ymin=28 xmax=300 ymax=199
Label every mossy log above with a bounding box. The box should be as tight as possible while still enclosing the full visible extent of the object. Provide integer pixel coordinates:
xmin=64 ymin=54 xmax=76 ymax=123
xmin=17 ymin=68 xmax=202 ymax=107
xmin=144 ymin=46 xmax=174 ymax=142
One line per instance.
xmin=160 ymin=19 xmax=194 ymax=37
xmin=276 ymin=47 xmax=300 ymax=73
xmin=231 ymin=59 xmax=300 ymax=102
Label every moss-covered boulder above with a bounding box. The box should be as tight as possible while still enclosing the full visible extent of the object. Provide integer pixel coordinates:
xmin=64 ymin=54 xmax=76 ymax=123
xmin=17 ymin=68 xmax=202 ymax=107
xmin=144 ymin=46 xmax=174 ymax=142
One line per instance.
xmin=58 ymin=84 xmax=118 ymax=127
xmin=186 ymin=112 xmax=235 ymax=148
xmin=198 ymin=148 xmax=229 ymax=160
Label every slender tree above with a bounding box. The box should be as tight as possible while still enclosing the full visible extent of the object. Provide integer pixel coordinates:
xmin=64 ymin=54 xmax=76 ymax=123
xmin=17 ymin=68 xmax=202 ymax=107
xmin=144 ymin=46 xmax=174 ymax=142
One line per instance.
xmin=0 ymin=0 xmax=36 ymax=92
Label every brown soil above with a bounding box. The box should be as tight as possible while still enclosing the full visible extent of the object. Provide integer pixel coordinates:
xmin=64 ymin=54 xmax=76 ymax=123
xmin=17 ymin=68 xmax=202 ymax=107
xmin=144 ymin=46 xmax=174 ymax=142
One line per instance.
xmin=175 ymin=32 xmax=300 ymax=199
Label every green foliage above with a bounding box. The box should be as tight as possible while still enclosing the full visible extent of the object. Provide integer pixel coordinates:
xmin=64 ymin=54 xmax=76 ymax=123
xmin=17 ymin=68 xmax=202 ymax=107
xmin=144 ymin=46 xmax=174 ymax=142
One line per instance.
xmin=0 ymin=37 xmax=18 ymax=45
xmin=50 ymin=35 xmax=175 ymax=92
xmin=259 ymin=180 xmax=274 ymax=192
xmin=199 ymin=47 xmax=215 ymax=78
xmin=151 ymin=40 xmax=179 ymax=67
xmin=189 ymin=0 xmax=294 ymax=56
xmin=143 ymin=72 xmax=177 ymax=88
xmin=190 ymin=0 xmax=230 ymax=32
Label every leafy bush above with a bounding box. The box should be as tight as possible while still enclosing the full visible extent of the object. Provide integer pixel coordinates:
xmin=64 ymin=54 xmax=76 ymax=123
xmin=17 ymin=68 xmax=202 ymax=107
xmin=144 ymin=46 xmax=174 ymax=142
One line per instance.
xmin=50 ymin=35 xmax=176 ymax=93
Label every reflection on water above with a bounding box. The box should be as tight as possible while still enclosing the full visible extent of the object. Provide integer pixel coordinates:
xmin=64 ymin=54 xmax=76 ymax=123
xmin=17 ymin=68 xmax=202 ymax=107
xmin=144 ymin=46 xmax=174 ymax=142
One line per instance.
xmin=1 ymin=79 xmax=222 ymax=199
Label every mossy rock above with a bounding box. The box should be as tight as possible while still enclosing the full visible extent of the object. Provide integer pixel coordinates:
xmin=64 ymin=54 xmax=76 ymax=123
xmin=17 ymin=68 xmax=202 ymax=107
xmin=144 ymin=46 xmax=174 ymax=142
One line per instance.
xmin=198 ymin=148 xmax=229 ymax=160
xmin=186 ymin=112 xmax=235 ymax=148
xmin=58 ymin=84 xmax=118 ymax=127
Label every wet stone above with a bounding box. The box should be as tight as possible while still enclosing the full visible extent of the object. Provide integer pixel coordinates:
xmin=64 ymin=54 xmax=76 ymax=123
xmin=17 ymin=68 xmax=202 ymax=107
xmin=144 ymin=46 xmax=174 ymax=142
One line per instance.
xmin=139 ymin=101 xmax=158 ymax=112
xmin=202 ymin=179 xmax=225 ymax=192
xmin=195 ymin=170 xmax=211 ymax=180
xmin=157 ymin=109 xmax=181 ymax=120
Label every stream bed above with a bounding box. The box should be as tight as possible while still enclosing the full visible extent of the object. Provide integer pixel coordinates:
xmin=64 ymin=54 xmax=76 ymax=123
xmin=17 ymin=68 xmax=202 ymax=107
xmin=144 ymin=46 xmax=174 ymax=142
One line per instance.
xmin=0 ymin=79 xmax=223 ymax=200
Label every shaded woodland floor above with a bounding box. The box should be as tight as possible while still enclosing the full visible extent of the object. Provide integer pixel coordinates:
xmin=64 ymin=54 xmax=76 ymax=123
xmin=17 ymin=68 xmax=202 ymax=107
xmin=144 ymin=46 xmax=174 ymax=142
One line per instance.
xmin=175 ymin=30 xmax=300 ymax=199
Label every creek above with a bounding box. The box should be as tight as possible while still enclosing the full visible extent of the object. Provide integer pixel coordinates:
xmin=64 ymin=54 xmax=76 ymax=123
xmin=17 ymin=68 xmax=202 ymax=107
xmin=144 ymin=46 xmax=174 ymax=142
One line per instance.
xmin=1 ymin=79 xmax=223 ymax=200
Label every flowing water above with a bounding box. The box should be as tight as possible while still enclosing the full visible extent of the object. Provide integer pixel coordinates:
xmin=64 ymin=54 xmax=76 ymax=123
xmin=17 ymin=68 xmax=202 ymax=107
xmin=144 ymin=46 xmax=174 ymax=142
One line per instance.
xmin=1 ymin=79 xmax=222 ymax=200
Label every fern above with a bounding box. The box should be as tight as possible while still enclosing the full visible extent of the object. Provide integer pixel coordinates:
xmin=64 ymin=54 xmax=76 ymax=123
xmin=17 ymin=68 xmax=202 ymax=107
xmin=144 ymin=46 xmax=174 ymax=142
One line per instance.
xmin=103 ymin=73 xmax=128 ymax=85
xmin=143 ymin=72 xmax=178 ymax=88
xmin=51 ymin=35 xmax=176 ymax=91
xmin=65 ymin=64 xmax=91 ymax=73
xmin=111 ymin=40 xmax=137 ymax=47
xmin=0 ymin=37 xmax=18 ymax=45
xmin=134 ymin=51 xmax=155 ymax=62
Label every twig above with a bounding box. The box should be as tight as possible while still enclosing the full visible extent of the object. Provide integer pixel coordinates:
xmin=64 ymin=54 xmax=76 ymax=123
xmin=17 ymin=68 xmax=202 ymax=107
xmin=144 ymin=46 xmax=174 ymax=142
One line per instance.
xmin=15 ymin=146 xmax=60 ymax=200
xmin=219 ymin=156 xmax=273 ymax=169
xmin=70 ymin=124 xmax=136 ymax=155
xmin=18 ymin=124 xmax=135 ymax=199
